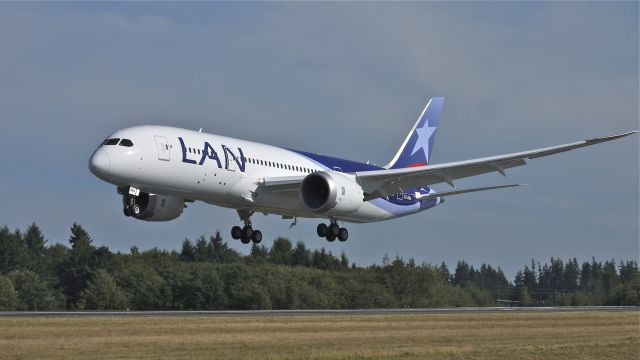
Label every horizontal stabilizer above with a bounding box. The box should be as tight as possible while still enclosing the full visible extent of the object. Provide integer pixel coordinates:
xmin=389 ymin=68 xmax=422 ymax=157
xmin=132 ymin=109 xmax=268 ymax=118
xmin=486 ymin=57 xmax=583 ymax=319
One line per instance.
xmin=416 ymin=184 xmax=527 ymax=200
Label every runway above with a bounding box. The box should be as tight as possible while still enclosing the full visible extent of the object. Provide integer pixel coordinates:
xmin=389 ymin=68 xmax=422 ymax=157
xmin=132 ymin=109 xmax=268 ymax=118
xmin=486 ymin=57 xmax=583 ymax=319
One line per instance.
xmin=1 ymin=306 xmax=637 ymax=317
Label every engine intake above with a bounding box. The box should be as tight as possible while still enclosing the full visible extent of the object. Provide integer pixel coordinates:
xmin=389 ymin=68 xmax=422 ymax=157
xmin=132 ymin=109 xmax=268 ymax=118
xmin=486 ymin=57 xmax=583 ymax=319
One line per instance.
xmin=299 ymin=171 xmax=364 ymax=215
xmin=300 ymin=172 xmax=337 ymax=213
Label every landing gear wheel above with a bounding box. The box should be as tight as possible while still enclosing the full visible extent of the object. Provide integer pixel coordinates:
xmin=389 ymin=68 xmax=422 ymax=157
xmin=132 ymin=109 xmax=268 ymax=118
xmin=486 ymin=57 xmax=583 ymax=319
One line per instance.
xmin=231 ymin=226 xmax=242 ymax=240
xmin=317 ymin=223 xmax=328 ymax=237
xmin=123 ymin=205 xmax=133 ymax=217
xmin=240 ymin=226 xmax=253 ymax=244
xmin=328 ymin=223 xmax=340 ymax=237
xmin=326 ymin=232 xmax=336 ymax=242
xmin=338 ymin=228 xmax=348 ymax=242
xmin=240 ymin=236 xmax=251 ymax=244
xmin=132 ymin=203 xmax=142 ymax=217
xmin=252 ymin=230 xmax=262 ymax=244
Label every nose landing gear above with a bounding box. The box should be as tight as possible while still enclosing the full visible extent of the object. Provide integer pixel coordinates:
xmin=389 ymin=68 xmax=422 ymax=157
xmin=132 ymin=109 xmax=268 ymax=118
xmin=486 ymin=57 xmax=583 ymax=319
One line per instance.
xmin=122 ymin=187 xmax=142 ymax=217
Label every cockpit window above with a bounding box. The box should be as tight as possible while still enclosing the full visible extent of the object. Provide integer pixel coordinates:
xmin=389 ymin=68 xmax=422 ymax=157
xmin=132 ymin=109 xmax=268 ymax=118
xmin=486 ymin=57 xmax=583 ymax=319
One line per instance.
xmin=103 ymin=138 xmax=120 ymax=145
xmin=119 ymin=139 xmax=134 ymax=147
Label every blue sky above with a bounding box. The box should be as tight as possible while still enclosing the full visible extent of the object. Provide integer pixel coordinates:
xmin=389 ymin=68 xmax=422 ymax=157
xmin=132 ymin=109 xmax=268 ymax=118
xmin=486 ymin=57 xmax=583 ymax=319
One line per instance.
xmin=0 ymin=2 xmax=637 ymax=276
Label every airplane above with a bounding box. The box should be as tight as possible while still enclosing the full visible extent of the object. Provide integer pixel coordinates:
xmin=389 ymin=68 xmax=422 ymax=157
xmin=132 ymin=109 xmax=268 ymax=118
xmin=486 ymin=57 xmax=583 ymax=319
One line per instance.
xmin=88 ymin=97 xmax=637 ymax=244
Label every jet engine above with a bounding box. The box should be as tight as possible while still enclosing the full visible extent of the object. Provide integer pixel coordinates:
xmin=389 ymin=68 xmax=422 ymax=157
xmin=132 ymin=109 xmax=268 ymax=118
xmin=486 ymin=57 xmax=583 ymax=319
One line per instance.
xmin=299 ymin=171 xmax=364 ymax=216
xmin=123 ymin=192 xmax=186 ymax=221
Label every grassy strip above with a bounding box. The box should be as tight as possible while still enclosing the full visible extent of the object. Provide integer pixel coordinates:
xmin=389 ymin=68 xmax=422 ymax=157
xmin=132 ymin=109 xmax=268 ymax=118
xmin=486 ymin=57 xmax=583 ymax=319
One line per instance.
xmin=1 ymin=311 xmax=638 ymax=359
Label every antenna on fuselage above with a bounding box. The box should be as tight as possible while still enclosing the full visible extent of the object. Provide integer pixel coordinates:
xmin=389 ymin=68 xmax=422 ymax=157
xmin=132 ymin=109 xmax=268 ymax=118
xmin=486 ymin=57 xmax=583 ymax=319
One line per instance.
xmin=198 ymin=128 xmax=202 ymax=133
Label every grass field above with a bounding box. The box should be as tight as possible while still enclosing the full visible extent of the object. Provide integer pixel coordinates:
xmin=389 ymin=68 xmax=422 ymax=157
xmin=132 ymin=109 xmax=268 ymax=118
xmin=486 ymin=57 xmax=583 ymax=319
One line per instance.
xmin=1 ymin=311 xmax=638 ymax=359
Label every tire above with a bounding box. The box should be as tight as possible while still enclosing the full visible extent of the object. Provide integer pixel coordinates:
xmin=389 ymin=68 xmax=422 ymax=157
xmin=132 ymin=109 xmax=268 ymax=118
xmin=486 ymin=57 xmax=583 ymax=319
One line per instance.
xmin=123 ymin=205 xmax=132 ymax=217
xmin=338 ymin=228 xmax=348 ymax=242
xmin=252 ymin=230 xmax=262 ymax=244
xmin=326 ymin=233 xmax=336 ymax=242
xmin=328 ymin=223 xmax=340 ymax=237
xmin=242 ymin=226 xmax=253 ymax=240
xmin=240 ymin=235 xmax=251 ymax=244
xmin=132 ymin=203 xmax=142 ymax=216
xmin=317 ymin=223 xmax=328 ymax=237
xmin=231 ymin=226 xmax=242 ymax=240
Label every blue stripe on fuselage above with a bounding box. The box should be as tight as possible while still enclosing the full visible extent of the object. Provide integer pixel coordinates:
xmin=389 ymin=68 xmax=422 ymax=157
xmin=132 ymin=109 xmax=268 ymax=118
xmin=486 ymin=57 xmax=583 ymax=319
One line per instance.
xmin=287 ymin=149 xmax=383 ymax=173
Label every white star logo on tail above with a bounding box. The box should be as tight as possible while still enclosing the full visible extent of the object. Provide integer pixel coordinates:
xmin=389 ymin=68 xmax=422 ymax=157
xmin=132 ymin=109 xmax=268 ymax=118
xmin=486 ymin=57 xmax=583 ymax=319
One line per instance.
xmin=410 ymin=120 xmax=437 ymax=160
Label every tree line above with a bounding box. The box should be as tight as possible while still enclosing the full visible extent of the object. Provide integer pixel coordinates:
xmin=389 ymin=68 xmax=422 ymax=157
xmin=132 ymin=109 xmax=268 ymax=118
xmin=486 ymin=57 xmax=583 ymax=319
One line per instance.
xmin=0 ymin=223 xmax=637 ymax=310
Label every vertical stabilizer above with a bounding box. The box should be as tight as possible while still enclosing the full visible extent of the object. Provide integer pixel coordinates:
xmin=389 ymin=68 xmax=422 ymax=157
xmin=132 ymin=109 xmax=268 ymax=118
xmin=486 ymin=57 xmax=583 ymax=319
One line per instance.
xmin=386 ymin=97 xmax=444 ymax=169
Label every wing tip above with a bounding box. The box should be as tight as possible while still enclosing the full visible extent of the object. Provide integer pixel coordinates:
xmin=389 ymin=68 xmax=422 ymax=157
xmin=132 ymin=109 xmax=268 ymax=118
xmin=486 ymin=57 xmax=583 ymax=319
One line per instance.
xmin=586 ymin=130 xmax=639 ymax=143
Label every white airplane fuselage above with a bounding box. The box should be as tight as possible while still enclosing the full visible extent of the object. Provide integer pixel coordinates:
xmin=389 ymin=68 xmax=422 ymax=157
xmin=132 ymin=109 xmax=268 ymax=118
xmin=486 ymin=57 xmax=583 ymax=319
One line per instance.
xmin=89 ymin=125 xmax=437 ymax=224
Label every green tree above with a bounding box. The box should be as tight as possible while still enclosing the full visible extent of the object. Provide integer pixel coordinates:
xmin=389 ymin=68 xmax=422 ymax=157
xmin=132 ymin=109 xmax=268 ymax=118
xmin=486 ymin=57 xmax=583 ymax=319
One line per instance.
xmin=8 ymin=270 xmax=62 ymax=310
xmin=24 ymin=223 xmax=47 ymax=255
xmin=79 ymin=270 xmax=128 ymax=310
xmin=291 ymin=241 xmax=311 ymax=267
xmin=177 ymin=264 xmax=226 ymax=310
xmin=0 ymin=274 xmax=18 ymax=310
xmin=116 ymin=263 xmax=169 ymax=310
xmin=340 ymin=252 xmax=349 ymax=269
xmin=180 ymin=239 xmax=195 ymax=261
xmin=193 ymin=236 xmax=211 ymax=262
xmin=69 ymin=223 xmax=94 ymax=258
xmin=58 ymin=223 xmax=97 ymax=308
xmin=249 ymin=244 xmax=269 ymax=263
xmin=453 ymin=261 xmax=471 ymax=286
xmin=23 ymin=223 xmax=49 ymax=274
xmin=209 ymin=232 xmax=241 ymax=263
xmin=269 ymin=238 xmax=293 ymax=265
xmin=0 ymin=227 xmax=27 ymax=272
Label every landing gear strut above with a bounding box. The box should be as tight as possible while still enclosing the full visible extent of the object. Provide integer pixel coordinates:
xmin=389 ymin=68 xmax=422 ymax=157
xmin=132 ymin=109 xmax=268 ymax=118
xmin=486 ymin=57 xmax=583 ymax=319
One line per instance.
xmin=317 ymin=219 xmax=348 ymax=242
xmin=231 ymin=210 xmax=262 ymax=244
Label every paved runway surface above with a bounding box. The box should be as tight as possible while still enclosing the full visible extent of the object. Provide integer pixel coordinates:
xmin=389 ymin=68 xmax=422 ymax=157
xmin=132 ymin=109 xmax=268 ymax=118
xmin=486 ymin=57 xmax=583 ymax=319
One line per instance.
xmin=1 ymin=306 xmax=637 ymax=317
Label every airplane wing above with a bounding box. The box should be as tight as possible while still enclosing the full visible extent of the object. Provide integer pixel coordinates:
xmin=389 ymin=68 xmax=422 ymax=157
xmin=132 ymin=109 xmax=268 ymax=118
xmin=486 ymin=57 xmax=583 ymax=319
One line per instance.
xmin=355 ymin=131 xmax=638 ymax=200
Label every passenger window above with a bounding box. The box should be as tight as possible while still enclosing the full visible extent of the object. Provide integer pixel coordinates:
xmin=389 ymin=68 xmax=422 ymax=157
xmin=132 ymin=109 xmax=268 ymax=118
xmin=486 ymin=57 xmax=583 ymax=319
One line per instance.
xmin=119 ymin=139 xmax=133 ymax=147
xmin=103 ymin=138 xmax=120 ymax=146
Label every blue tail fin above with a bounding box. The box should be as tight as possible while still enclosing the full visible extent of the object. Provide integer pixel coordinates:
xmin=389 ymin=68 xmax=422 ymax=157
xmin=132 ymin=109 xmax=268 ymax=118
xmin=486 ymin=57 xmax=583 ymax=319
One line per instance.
xmin=386 ymin=97 xmax=444 ymax=169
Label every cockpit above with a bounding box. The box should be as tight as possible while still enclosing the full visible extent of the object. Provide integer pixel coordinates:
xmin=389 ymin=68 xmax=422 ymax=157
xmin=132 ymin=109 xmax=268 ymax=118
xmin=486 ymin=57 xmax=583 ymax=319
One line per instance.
xmin=103 ymin=138 xmax=134 ymax=147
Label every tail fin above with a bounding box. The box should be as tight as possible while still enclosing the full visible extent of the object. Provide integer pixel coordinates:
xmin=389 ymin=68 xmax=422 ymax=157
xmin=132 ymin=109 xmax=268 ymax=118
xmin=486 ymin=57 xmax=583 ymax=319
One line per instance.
xmin=386 ymin=97 xmax=445 ymax=169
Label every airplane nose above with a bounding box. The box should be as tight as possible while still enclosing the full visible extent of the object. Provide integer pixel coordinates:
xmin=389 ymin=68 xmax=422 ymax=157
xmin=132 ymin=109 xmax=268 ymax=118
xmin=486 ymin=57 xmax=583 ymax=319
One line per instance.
xmin=89 ymin=148 xmax=111 ymax=175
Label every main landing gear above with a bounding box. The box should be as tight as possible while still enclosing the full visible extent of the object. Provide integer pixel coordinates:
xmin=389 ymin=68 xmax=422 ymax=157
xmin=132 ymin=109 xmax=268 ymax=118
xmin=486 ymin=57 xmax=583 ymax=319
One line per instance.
xmin=231 ymin=210 xmax=262 ymax=244
xmin=316 ymin=220 xmax=348 ymax=242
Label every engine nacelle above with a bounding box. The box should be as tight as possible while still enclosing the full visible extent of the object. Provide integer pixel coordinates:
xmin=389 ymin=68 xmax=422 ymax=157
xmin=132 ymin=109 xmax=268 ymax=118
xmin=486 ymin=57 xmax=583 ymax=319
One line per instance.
xmin=299 ymin=171 xmax=364 ymax=216
xmin=123 ymin=192 xmax=185 ymax=221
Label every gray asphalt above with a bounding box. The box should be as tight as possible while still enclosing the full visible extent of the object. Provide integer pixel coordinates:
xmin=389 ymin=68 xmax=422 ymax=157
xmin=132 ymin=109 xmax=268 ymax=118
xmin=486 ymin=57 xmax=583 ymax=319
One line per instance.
xmin=1 ymin=306 xmax=637 ymax=317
